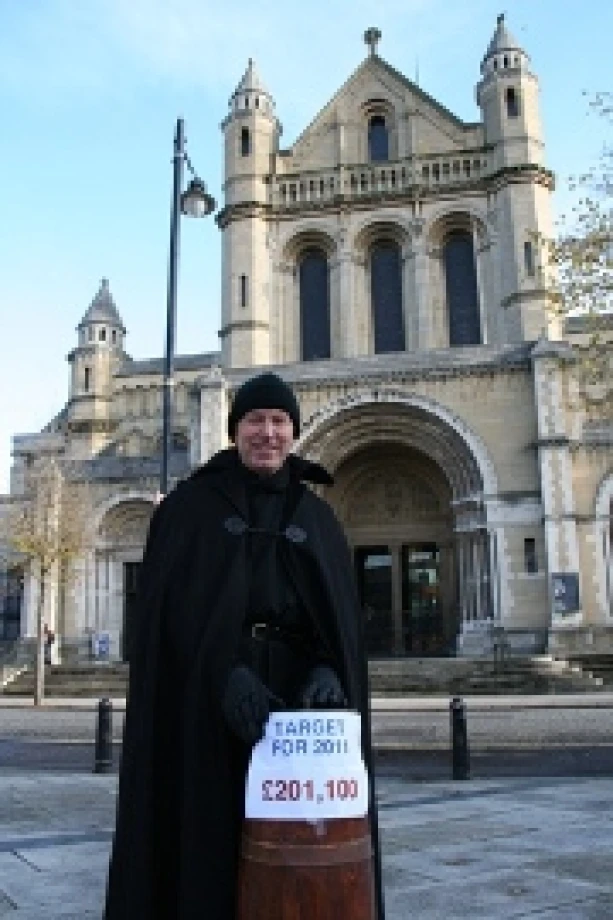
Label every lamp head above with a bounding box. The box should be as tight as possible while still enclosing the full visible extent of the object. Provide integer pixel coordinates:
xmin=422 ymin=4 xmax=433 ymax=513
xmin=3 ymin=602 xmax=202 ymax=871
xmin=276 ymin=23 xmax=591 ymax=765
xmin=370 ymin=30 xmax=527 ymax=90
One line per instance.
xmin=181 ymin=177 xmax=216 ymax=218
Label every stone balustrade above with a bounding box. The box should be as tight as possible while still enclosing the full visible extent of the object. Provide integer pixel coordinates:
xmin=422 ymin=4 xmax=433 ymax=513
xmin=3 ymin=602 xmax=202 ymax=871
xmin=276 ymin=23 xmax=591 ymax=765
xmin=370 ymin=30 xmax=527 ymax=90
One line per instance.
xmin=270 ymin=153 xmax=490 ymax=208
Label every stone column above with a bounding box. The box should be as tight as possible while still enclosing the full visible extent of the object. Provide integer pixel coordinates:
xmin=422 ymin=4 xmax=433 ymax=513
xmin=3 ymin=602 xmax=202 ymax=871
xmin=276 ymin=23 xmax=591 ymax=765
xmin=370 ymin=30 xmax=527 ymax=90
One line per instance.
xmin=410 ymin=223 xmax=430 ymax=349
xmin=472 ymin=224 xmax=488 ymax=345
xmin=456 ymin=533 xmax=468 ymax=627
xmin=532 ymin=339 xmax=582 ymax=630
xmin=486 ymin=529 xmax=500 ymax=621
xmin=337 ymin=246 xmax=357 ymax=358
xmin=193 ymin=370 xmax=229 ymax=466
xmin=390 ymin=544 xmax=403 ymax=656
xmin=471 ymin=531 xmax=483 ymax=620
xmin=109 ymin=554 xmax=122 ymax=661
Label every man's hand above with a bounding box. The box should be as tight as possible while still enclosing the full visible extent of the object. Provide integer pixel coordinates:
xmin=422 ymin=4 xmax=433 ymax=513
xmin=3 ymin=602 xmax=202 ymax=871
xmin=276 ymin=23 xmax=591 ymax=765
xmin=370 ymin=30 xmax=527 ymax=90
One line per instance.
xmin=299 ymin=665 xmax=347 ymax=709
xmin=222 ymin=666 xmax=284 ymax=746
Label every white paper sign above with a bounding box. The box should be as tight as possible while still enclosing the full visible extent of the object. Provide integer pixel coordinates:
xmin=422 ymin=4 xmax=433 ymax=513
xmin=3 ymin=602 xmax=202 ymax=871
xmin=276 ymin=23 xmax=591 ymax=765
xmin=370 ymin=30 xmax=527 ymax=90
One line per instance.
xmin=244 ymin=710 xmax=369 ymax=821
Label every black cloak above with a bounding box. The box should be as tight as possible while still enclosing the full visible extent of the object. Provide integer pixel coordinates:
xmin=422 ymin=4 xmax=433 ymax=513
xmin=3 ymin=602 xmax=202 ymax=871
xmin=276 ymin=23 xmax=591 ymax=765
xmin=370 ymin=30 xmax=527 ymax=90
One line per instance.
xmin=104 ymin=448 xmax=384 ymax=920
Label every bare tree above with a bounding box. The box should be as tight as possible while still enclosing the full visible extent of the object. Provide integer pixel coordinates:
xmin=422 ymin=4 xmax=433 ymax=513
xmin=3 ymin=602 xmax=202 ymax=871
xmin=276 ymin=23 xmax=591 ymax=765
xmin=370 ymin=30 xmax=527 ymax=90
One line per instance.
xmin=0 ymin=458 xmax=94 ymax=705
xmin=538 ymin=93 xmax=613 ymax=416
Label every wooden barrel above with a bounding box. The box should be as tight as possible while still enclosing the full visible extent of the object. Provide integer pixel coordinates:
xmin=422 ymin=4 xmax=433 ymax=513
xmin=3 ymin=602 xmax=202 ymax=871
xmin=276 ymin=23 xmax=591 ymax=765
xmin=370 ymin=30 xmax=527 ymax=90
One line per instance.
xmin=237 ymin=815 xmax=375 ymax=920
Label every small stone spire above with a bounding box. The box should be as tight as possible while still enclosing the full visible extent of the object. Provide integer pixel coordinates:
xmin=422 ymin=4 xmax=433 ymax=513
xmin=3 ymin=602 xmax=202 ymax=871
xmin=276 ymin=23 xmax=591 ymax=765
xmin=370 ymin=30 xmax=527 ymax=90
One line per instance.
xmin=481 ymin=13 xmax=528 ymax=73
xmin=78 ymin=278 xmax=125 ymax=333
xmin=364 ymin=27 xmax=382 ymax=57
xmin=229 ymin=58 xmax=275 ymax=115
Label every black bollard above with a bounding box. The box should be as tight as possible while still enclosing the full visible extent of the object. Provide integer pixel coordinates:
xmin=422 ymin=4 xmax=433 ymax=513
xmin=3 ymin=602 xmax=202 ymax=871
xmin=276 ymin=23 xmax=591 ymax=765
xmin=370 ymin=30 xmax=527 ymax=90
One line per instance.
xmin=450 ymin=696 xmax=470 ymax=780
xmin=94 ymin=697 xmax=113 ymax=774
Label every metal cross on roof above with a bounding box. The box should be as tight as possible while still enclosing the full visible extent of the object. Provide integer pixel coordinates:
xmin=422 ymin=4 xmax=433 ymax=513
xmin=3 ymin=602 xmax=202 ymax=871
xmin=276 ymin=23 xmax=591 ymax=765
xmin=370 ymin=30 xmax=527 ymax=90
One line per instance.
xmin=364 ymin=27 xmax=382 ymax=57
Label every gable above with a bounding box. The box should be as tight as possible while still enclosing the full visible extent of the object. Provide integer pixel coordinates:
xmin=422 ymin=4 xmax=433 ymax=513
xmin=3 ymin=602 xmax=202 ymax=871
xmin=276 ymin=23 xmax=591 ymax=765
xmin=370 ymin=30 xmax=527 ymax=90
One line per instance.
xmin=278 ymin=57 xmax=483 ymax=174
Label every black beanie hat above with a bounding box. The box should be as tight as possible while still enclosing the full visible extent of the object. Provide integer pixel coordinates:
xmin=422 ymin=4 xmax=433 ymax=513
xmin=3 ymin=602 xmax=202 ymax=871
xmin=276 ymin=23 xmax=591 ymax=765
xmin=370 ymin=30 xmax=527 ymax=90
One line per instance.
xmin=228 ymin=372 xmax=300 ymax=439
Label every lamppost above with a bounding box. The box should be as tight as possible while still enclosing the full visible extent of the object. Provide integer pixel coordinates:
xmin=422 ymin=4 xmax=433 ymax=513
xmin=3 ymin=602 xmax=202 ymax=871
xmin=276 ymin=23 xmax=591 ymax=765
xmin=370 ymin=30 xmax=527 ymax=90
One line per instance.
xmin=160 ymin=117 xmax=216 ymax=497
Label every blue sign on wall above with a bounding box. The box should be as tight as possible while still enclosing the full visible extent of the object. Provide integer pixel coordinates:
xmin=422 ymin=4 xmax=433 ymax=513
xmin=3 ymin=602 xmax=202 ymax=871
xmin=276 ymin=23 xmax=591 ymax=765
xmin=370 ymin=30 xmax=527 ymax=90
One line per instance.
xmin=95 ymin=632 xmax=110 ymax=660
xmin=552 ymin=573 xmax=580 ymax=616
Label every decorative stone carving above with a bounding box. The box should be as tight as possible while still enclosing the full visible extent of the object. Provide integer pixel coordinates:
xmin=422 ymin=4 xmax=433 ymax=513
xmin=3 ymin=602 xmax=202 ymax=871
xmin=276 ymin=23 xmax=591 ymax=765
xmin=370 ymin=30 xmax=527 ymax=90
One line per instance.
xmin=345 ymin=472 xmax=442 ymax=525
xmin=99 ymin=501 xmax=153 ymax=547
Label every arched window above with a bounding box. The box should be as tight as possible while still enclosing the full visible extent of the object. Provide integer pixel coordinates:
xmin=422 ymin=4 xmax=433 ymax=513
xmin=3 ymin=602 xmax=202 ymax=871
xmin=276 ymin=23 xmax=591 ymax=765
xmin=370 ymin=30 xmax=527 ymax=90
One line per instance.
xmin=370 ymin=241 xmax=404 ymax=353
xmin=444 ymin=232 xmax=481 ymax=346
xmin=240 ymin=274 xmax=248 ymax=307
xmin=241 ymin=127 xmax=251 ymax=156
xmin=506 ymin=87 xmax=520 ymax=117
xmin=299 ymin=249 xmax=330 ymax=360
xmin=368 ymin=115 xmax=389 ymax=162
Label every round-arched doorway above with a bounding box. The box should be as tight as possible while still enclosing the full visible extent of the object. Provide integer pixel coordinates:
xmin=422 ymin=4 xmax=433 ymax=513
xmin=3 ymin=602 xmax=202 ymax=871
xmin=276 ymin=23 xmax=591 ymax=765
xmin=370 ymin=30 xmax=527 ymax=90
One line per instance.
xmin=328 ymin=443 xmax=455 ymax=656
xmin=96 ymin=498 xmax=154 ymax=660
xmin=299 ymin=396 xmax=494 ymax=657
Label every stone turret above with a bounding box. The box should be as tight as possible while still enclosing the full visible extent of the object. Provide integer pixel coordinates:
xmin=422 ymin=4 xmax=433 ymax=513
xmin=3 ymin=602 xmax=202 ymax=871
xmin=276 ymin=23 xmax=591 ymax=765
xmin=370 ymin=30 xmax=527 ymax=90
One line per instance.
xmin=219 ymin=61 xmax=282 ymax=368
xmin=477 ymin=13 xmax=544 ymax=169
xmin=66 ymin=279 xmax=126 ymax=457
xmin=477 ymin=15 xmax=555 ymax=342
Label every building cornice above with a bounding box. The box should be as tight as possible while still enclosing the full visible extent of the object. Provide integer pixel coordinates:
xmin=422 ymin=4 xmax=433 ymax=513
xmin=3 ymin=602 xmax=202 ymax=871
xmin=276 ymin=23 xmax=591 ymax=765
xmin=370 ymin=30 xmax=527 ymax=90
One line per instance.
xmin=217 ymin=344 xmax=533 ymax=393
xmin=218 ymin=320 xmax=270 ymax=340
xmin=501 ymin=288 xmax=549 ymax=310
xmin=217 ymin=162 xmax=555 ymax=226
xmin=216 ymin=202 xmax=270 ymax=229
xmin=488 ymin=163 xmax=555 ymax=191
xmin=65 ymin=418 xmax=116 ymax=435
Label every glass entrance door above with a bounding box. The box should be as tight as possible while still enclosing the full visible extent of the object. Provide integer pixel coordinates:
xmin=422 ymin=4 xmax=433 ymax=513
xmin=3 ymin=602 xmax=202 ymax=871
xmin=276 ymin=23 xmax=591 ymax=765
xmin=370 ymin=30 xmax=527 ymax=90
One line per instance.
xmin=354 ymin=546 xmax=393 ymax=656
xmin=354 ymin=543 xmax=445 ymax=657
xmin=401 ymin=544 xmax=444 ymax=654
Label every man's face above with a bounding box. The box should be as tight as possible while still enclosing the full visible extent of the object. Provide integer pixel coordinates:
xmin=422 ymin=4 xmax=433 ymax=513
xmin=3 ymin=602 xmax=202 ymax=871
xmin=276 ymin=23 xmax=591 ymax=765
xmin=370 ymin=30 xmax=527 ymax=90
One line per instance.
xmin=235 ymin=408 xmax=295 ymax=475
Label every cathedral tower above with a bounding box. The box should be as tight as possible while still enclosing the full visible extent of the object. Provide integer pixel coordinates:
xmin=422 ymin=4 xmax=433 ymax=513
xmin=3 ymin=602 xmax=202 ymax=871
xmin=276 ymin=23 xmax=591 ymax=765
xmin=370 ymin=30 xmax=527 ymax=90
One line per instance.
xmin=66 ymin=279 xmax=126 ymax=457
xmin=477 ymin=15 xmax=556 ymax=341
xmin=477 ymin=13 xmax=545 ymax=169
xmin=219 ymin=60 xmax=281 ymax=367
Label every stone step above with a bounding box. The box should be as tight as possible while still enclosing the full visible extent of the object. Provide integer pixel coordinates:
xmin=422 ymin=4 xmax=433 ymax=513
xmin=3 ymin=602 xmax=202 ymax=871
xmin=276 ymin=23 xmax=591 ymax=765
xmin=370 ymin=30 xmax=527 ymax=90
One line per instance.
xmin=1 ymin=656 xmax=608 ymax=698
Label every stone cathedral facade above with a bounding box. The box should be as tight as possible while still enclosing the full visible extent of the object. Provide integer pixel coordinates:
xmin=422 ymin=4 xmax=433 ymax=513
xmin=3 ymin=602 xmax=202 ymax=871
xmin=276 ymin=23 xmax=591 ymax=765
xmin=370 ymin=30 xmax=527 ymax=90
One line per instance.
xmin=2 ymin=16 xmax=612 ymax=663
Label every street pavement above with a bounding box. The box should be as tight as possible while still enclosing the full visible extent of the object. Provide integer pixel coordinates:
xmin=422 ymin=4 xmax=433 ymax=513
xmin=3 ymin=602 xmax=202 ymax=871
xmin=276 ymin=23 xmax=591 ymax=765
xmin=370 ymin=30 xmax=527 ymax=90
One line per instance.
xmin=0 ymin=694 xmax=612 ymax=918
xmin=1 ymin=771 xmax=613 ymax=918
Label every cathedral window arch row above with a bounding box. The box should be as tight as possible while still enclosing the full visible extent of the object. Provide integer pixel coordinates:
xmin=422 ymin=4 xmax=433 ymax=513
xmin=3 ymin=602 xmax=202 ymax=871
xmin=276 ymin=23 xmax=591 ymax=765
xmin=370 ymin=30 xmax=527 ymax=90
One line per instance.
xmin=490 ymin=54 xmax=521 ymax=74
xmin=426 ymin=212 xmax=486 ymax=348
xmin=354 ymin=221 xmax=409 ymax=355
xmin=282 ymin=229 xmax=337 ymax=363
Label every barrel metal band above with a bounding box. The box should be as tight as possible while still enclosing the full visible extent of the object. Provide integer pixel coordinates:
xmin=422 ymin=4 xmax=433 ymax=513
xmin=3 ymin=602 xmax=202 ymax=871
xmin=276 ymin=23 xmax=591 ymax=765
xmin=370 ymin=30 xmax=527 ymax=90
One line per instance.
xmin=241 ymin=834 xmax=372 ymax=867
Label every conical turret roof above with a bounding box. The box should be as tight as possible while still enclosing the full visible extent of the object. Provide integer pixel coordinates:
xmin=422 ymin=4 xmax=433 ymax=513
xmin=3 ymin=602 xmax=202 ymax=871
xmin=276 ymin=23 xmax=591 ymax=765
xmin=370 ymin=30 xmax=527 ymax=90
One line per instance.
xmin=232 ymin=58 xmax=271 ymax=100
xmin=485 ymin=13 xmax=524 ymax=58
xmin=78 ymin=278 xmax=125 ymax=331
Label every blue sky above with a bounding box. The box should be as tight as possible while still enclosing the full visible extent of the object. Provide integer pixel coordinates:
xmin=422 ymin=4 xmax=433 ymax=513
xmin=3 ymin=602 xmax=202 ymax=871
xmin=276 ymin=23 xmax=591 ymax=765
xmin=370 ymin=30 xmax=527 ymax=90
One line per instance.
xmin=0 ymin=0 xmax=611 ymax=492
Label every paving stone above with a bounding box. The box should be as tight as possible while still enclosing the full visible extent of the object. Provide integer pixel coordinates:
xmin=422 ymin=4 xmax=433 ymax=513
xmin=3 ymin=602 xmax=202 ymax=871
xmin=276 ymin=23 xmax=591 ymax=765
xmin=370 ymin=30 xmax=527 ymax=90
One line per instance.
xmin=0 ymin=774 xmax=612 ymax=917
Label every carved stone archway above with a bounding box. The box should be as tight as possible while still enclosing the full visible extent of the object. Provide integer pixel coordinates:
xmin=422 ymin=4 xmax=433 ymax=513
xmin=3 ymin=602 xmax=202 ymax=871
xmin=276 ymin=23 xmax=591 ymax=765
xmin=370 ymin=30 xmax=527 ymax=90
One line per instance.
xmin=298 ymin=394 xmax=496 ymax=656
xmin=90 ymin=498 xmax=155 ymax=660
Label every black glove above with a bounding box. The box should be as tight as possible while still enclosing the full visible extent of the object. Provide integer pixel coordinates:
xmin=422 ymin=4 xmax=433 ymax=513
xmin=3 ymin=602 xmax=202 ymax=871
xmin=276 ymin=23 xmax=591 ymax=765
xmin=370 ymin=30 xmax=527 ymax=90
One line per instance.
xmin=221 ymin=665 xmax=284 ymax=746
xmin=299 ymin=665 xmax=347 ymax=709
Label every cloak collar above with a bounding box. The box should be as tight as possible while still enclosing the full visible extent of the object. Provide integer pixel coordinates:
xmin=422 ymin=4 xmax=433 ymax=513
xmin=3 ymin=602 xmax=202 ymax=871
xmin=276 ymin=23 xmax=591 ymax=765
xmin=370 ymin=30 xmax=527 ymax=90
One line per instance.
xmin=189 ymin=447 xmax=333 ymax=528
xmin=193 ymin=447 xmax=333 ymax=485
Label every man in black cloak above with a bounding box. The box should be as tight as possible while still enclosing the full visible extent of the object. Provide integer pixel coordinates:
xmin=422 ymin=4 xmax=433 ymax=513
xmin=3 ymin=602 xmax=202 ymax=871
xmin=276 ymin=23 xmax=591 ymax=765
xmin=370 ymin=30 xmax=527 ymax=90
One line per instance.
xmin=104 ymin=371 xmax=385 ymax=920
